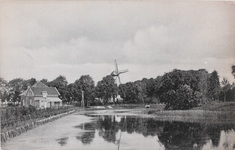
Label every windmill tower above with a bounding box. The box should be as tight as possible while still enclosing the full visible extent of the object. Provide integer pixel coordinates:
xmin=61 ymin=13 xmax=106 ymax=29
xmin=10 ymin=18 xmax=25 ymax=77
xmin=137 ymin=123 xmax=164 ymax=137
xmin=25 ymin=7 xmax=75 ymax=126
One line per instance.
xmin=111 ymin=60 xmax=128 ymax=86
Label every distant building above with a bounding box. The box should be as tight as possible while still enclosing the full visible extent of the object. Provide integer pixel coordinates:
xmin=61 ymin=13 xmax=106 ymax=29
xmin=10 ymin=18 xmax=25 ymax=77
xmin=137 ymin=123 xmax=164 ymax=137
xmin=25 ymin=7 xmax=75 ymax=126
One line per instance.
xmin=20 ymin=82 xmax=62 ymax=108
xmin=108 ymin=95 xmax=123 ymax=103
xmin=114 ymin=95 xmax=123 ymax=103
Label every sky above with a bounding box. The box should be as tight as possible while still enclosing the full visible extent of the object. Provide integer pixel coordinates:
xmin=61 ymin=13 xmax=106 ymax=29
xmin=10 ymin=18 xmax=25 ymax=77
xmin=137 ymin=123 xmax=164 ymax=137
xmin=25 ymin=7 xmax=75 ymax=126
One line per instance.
xmin=0 ymin=1 xmax=235 ymax=84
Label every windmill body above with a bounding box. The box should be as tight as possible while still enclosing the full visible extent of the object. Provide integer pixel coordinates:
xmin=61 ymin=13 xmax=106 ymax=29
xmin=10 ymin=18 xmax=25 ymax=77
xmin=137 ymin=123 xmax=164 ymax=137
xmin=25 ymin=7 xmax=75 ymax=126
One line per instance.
xmin=110 ymin=60 xmax=128 ymax=103
xmin=111 ymin=60 xmax=128 ymax=86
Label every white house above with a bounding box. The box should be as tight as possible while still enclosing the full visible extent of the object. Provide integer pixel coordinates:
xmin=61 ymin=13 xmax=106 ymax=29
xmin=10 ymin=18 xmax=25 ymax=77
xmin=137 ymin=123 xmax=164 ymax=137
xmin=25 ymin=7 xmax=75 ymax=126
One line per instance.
xmin=20 ymin=82 xmax=62 ymax=108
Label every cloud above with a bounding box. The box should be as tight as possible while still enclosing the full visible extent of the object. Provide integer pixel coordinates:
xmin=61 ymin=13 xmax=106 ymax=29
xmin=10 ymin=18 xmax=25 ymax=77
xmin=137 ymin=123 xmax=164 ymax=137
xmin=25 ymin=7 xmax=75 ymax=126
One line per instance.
xmin=33 ymin=37 xmax=123 ymax=65
xmin=123 ymin=25 xmax=176 ymax=64
xmin=121 ymin=2 xmax=235 ymax=65
xmin=1 ymin=61 xmax=114 ymax=84
xmin=0 ymin=1 xmax=235 ymax=83
xmin=0 ymin=47 xmax=34 ymax=69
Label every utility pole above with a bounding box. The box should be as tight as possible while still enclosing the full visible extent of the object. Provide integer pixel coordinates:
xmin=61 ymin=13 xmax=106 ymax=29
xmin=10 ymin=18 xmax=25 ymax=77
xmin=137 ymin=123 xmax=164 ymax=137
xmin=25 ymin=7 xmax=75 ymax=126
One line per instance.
xmin=81 ymin=90 xmax=85 ymax=108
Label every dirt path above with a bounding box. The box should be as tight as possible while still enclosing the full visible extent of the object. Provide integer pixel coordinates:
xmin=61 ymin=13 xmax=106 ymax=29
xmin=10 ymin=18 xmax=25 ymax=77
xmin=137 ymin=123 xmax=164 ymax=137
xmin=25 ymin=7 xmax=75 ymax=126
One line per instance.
xmin=1 ymin=113 xmax=93 ymax=150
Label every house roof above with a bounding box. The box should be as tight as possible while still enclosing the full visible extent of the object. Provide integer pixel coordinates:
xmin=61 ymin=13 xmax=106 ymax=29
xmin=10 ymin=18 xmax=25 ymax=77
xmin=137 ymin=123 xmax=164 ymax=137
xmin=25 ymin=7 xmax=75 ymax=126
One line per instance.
xmin=31 ymin=87 xmax=60 ymax=96
xmin=20 ymin=81 xmax=60 ymax=96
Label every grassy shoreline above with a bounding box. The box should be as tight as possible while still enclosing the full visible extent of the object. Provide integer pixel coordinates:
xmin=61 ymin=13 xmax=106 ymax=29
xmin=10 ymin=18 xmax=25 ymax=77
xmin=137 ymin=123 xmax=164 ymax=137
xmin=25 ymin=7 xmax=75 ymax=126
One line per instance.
xmin=141 ymin=102 xmax=235 ymax=124
xmin=103 ymin=102 xmax=235 ymax=124
xmin=146 ymin=110 xmax=235 ymax=124
xmin=81 ymin=102 xmax=235 ymax=124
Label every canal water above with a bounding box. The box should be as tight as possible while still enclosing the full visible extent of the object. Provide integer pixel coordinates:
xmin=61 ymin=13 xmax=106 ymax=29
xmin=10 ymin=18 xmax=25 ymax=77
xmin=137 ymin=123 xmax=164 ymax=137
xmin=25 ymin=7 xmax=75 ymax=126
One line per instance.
xmin=2 ymin=111 xmax=235 ymax=150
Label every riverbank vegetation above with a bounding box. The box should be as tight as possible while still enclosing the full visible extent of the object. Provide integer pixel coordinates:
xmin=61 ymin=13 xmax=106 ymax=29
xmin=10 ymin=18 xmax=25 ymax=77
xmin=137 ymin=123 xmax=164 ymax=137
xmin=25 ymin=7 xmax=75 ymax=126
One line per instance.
xmin=141 ymin=101 xmax=235 ymax=124
xmin=119 ymin=69 xmax=234 ymax=110
xmin=1 ymin=66 xmax=234 ymax=111
xmin=1 ymin=106 xmax=74 ymax=133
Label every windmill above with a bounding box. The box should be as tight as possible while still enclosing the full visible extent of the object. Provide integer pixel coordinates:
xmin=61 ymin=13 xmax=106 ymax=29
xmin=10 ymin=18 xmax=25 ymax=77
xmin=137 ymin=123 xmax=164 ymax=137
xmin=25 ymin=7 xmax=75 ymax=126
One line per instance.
xmin=111 ymin=60 xmax=128 ymax=86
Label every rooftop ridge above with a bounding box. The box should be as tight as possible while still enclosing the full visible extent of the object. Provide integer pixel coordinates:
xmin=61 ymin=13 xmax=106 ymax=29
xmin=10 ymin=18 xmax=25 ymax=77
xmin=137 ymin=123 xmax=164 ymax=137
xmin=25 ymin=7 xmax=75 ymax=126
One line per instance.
xmin=32 ymin=81 xmax=48 ymax=88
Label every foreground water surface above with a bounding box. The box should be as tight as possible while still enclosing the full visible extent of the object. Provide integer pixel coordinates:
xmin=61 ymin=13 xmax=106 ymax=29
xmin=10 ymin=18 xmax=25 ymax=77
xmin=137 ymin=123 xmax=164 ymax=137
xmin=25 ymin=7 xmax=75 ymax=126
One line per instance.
xmin=2 ymin=111 xmax=235 ymax=150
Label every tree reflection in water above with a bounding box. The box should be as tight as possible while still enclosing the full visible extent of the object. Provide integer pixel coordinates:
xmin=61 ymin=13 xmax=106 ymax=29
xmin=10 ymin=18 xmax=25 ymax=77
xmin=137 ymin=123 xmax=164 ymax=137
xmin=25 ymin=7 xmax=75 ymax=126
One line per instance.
xmin=56 ymin=137 xmax=69 ymax=146
xmin=76 ymin=131 xmax=95 ymax=145
xmin=97 ymin=116 xmax=119 ymax=143
xmin=75 ymin=120 xmax=96 ymax=145
xmin=202 ymin=129 xmax=235 ymax=150
xmin=75 ymin=115 xmax=235 ymax=149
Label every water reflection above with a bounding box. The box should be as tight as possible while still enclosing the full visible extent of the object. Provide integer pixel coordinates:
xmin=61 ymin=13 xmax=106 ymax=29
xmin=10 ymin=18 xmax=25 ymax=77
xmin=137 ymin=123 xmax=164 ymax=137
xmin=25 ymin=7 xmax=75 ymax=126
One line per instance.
xmin=202 ymin=130 xmax=235 ymax=150
xmin=76 ymin=131 xmax=95 ymax=145
xmin=56 ymin=137 xmax=69 ymax=146
xmin=75 ymin=120 xmax=96 ymax=145
xmin=74 ymin=115 xmax=235 ymax=150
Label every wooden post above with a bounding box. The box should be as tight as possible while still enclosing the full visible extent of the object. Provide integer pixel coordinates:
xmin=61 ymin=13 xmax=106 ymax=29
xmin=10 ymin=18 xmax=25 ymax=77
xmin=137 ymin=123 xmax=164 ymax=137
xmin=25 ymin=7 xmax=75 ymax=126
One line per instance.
xmin=81 ymin=90 xmax=84 ymax=108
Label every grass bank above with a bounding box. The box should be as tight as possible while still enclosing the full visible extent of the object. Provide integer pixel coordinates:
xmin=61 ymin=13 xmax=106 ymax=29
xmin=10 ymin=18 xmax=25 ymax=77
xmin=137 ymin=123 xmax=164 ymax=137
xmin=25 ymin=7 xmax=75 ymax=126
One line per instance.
xmin=110 ymin=103 xmax=166 ymax=110
xmin=143 ymin=102 xmax=235 ymax=124
xmin=193 ymin=101 xmax=235 ymax=111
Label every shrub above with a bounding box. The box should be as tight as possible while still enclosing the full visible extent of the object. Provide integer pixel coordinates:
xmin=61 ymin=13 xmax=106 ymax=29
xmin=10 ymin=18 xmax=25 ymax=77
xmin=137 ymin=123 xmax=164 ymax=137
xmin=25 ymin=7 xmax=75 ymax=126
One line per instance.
xmin=1 ymin=106 xmax=73 ymax=131
xmin=160 ymin=85 xmax=201 ymax=110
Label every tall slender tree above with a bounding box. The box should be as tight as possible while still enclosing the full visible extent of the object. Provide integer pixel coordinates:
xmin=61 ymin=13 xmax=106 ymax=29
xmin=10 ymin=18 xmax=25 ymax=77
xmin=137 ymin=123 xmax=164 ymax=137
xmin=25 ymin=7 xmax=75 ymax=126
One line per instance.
xmin=232 ymin=65 xmax=235 ymax=78
xmin=221 ymin=77 xmax=231 ymax=102
xmin=133 ymin=81 xmax=147 ymax=104
xmin=208 ymin=70 xmax=221 ymax=101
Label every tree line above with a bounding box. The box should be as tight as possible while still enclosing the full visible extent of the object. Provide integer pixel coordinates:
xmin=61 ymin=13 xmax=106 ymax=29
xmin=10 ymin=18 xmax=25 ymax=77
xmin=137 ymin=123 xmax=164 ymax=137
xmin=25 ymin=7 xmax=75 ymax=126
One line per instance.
xmin=1 ymin=65 xmax=235 ymax=110
xmin=74 ymin=115 xmax=234 ymax=148
xmin=120 ymin=69 xmax=235 ymax=109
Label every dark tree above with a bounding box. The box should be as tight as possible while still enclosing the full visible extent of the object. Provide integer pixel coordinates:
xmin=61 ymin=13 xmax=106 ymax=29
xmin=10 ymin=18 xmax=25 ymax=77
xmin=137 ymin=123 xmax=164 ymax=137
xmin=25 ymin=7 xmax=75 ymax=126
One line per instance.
xmin=232 ymin=65 xmax=235 ymax=78
xmin=157 ymin=69 xmax=204 ymax=110
xmin=50 ymin=75 xmax=68 ymax=102
xmin=95 ymin=75 xmax=118 ymax=104
xmin=119 ymin=82 xmax=136 ymax=103
xmin=74 ymin=75 xmax=95 ymax=107
xmin=0 ymin=78 xmax=9 ymax=102
xmin=22 ymin=78 xmax=37 ymax=90
xmin=8 ymin=78 xmax=24 ymax=102
xmin=133 ymin=81 xmax=147 ymax=104
xmin=221 ymin=77 xmax=231 ymax=102
xmin=40 ymin=79 xmax=50 ymax=86
xmin=208 ymin=71 xmax=221 ymax=101
xmin=0 ymin=91 xmax=9 ymax=102
xmin=66 ymin=83 xmax=79 ymax=104
xmin=141 ymin=78 xmax=156 ymax=103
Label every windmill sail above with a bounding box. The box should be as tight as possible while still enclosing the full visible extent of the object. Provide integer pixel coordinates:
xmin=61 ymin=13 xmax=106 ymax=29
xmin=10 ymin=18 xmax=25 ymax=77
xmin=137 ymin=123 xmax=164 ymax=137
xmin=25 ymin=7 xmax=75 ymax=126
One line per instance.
xmin=111 ymin=60 xmax=128 ymax=85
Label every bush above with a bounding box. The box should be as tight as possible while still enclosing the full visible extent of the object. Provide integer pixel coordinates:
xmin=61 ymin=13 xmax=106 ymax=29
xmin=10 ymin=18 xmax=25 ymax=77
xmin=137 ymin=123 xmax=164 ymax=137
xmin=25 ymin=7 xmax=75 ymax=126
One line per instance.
xmin=160 ymin=85 xmax=201 ymax=110
xmin=1 ymin=106 xmax=74 ymax=131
